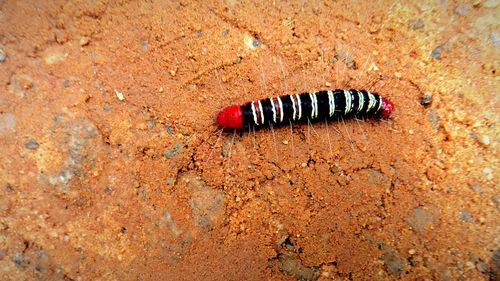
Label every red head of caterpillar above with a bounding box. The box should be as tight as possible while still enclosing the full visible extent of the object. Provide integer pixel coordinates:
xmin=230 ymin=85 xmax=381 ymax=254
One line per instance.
xmin=215 ymin=105 xmax=244 ymax=129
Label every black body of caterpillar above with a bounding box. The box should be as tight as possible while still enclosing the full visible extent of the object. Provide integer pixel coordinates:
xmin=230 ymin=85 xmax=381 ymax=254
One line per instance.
xmin=215 ymin=89 xmax=394 ymax=129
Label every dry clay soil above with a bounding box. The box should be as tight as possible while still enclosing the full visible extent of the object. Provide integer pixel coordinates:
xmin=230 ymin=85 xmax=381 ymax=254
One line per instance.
xmin=0 ymin=1 xmax=499 ymax=280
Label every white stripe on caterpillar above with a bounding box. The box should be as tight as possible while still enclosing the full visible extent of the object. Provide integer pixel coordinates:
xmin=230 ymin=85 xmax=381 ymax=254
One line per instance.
xmin=251 ymin=102 xmax=258 ymax=125
xmin=357 ymin=91 xmax=364 ymax=112
xmin=258 ymin=100 xmax=265 ymax=124
xmin=271 ymin=97 xmax=277 ymax=123
xmin=296 ymin=94 xmax=302 ymax=120
xmin=328 ymin=90 xmax=335 ymax=117
xmin=277 ymin=96 xmax=284 ymax=122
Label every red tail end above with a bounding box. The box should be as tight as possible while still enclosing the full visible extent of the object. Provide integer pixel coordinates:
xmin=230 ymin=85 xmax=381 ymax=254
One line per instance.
xmin=380 ymin=98 xmax=394 ymax=119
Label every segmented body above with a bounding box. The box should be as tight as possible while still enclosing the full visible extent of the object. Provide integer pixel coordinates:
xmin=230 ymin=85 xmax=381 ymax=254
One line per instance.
xmin=215 ymin=89 xmax=394 ymax=129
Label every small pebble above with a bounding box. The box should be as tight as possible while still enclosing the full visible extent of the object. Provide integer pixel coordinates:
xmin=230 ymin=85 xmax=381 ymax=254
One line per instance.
xmin=79 ymin=37 xmax=90 ymax=46
xmin=24 ymin=139 xmax=39 ymax=150
xmin=222 ymin=29 xmax=229 ymax=36
xmin=244 ymin=34 xmax=259 ymax=50
xmin=431 ymin=45 xmax=444 ymax=59
xmin=483 ymin=167 xmax=494 ymax=180
xmin=368 ymin=62 xmax=379 ymax=71
xmin=282 ymin=140 xmax=289 ymax=145
xmin=476 ymin=260 xmax=489 ymax=273
xmin=44 ymin=48 xmax=67 ymax=64
xmin=408 ymin=257 xmax=417 ymax=267
xmin=252 ymin=38 xmax=261 ymax=47
xmin=63 ymin=80 xmax=71 ymax=88
xmin=169 ymin=69 xmax=176 ymax=76
xmin=454 ymin=4 xmax=471 ymax=15
xmin=115 ymin=90 xmax=125 ymax=101
xmin=491 ymin=249 xmax=500 ymax=280
xmin=140 ymin=39 xmax=148 ymax=51
xmin=147 ymin=119 xmax=156 ymax=129
xmin=492 ymin=195 xmax=500 ymax=210
xmin=490 ymin=31 xmax=500 ymax=47
xmin=164 ymin=124 xmax=174 ymax=135
xmin=163 ymin=142 xmax=184 ymax=159
xmin=468 ymin=182 xmax=481 ymax=193
xmin=408 ymin=249 xmax=416 ymax=255
xmin=428 ymin=109 xmax=439 ymax=128
xmin=421 ymin=92 xmax=433 ymax=106
xmin=325 ymin=81 xmax=332 ymax=87
xmin=165 ymin=177 xmax=174 ymax=186
xmin=459 ymin=210 xmax=473 ymax=222
xmin=477 ymin=135 xmax=490 ymax=146
xmin=301 ymin=162 xmax=307 ymax=168
xmin=408 ymin=19 xmax=425 ymax=30
xmin=0 ymin=46 xmax=6 ymax=62
xmin=0 ymin=113 xmax=16 ymax=133
xmin=394 ymin=72 xmax=402 ymax=78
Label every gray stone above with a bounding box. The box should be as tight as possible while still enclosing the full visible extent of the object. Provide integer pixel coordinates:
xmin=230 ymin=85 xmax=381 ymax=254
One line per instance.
xmin=334 ymin=44 xmax=357 ymax=69
xmin=140 ymin=39 xmax=148 ymax=51
xmin=382 ymin=250 xmax=404 ymax=276
xmin=431 ymin=45 xmax=443 ymax=59
xmin=490 ymin=31 xmax=500 ymax=47
xmin=408 ymin=19 xmax=424 ymax=30
xmin=490 ymin=249 xmax=500 ymax=280
xmin=468 ymin=182 xmax=481 ymax=193
xmin=454 ymin=4 xmax=471 ymax=15
xmin=428 ymin=109 xmax=439 ymax=128
xmin=459 ymin=210 xmax=473 ymax=222
xmin=0 ymin=46 xmax=6 ymax=62
xmin=476 ymin=260 xmax=489 ymax=273
xmin=252 ymin=38 xmax=261 ymax=47
xmin=25 ymin=139 xmax=39 ymax=150
xmin=421 ymin=92 xmax=433 ymax=106
xmin=491 ymin=195 xmax=500 ymax=211
xmin=163 ymin=142 xmax=184 ymax=159
xmin=12 ymin=252 xmax=28 ymax=269
xmin=165 ymin=177 xmax=174 ymax=186
xmin=277 ymin=254 xmax=319 ymax=281
xmin=407 ymin=207 xmax=437 ymax=233
xmin=164 ymin=123 xmax=174 ymax=135
xmin=0 ymin=112 xmax=16 ymax=133
xmin=186 ymin=175 xmax=224 ymax=230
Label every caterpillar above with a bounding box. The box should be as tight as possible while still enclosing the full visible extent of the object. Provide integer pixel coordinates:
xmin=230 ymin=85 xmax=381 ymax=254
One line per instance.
xmin=215 ymin=89 xmax=394 ymax=129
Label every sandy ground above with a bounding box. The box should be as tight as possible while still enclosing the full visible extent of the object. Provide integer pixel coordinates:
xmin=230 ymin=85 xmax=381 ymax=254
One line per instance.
xmin=0 ymin=0 xmax=499 ymax=280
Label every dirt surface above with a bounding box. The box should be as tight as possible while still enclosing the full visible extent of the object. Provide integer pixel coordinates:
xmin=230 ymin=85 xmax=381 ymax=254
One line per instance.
xmin=0 ymin=0 xmax=499 ymax=280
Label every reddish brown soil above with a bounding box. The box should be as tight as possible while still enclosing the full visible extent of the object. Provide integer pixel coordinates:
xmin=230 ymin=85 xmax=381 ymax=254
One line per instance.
xmin=1 ymin=1 xmax=499 ymax=280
